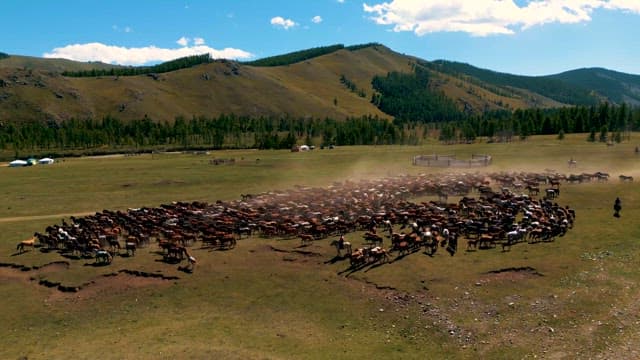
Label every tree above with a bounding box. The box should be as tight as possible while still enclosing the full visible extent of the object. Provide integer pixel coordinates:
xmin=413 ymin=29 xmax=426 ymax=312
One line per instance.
xmin=599 ymin=125 xmax=608 ymax=142
xmin=614 ymin=131 xmax=622 ymax=143
xmin=557 ymin=129 xmax=565 ymax=140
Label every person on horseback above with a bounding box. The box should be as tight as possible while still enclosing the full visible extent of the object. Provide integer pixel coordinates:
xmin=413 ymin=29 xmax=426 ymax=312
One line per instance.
xmin=614 ymin=197 xmax=622 ymax=218
xmin=338 ymin=234 xmax=345 ymax=250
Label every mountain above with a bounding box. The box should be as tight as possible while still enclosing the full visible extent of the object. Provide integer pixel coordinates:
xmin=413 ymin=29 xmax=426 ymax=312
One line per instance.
xmin=0 ymin=44 xmax=638 ymax=123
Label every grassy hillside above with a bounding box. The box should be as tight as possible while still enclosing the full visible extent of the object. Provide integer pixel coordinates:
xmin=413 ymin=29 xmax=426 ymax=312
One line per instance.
xmin=0 ymin=45 xmax=404 ymax=122
xmin=0 ymin=54 xmax=120 ymax=73
xmin=1 ymin=43 xmax=638 ymax=124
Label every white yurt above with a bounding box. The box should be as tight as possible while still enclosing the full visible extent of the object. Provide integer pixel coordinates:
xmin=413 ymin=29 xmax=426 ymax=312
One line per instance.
xmin=38 ymin=157 xmax=55 ymax=165
xmin=9 ymin=159 xmax=28 ymax=167
xmin=299 ymin=145 xmax=310 ymax=151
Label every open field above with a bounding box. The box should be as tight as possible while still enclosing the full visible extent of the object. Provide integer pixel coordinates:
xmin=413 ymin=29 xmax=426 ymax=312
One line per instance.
xmin=2 ymin=134 xmax=640 ymax=359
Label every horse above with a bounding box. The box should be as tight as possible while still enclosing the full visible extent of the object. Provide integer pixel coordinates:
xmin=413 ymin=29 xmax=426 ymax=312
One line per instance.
xmin=16 ymin=237 xmax=36 ymax=253
xmin=619 ymin=175 xmax=634 ymax=182
xmin=568 ymin=159 xmax=577 ymax=168
xmin=349 ymin=248 xmax=364 ymax=266
xmin=330 ymin=238 xmax=351 ymax=257
xmin=218 ymin=234 xmax=237 ymax=249
xmin=368 ymin=246 xmax=390 ymax=263
xmin=125 ymin=241 xmax=136 ymax=256
xmin=363 ymin=232 xmax=383 ymax=246
xmin=109 ymin=238 xmax=121 ymax=254
xmin=186 ymin=252 xmax=197 ymax=271
xmin=95 ymin=250 xmax=113 ymax=264
xmin=545 ymin=188 xmax=559 ymax=199
xmin=299 ymin=234 xmax=314 ymax=246
xmin=422 ymin=230 xmax=438 ymax=255
xmin=526 ymin=185 xmax=539 ymax=196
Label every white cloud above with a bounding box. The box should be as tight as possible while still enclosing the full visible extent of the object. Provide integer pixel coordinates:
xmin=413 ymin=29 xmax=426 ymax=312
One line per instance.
xmin=43 ymin=42 xmax=254 ymax=65
xmin=271 ymin=16 xmax=297 ymax=30
xmin=176 ymin=36 xmax=189 ymax=46
xmin=193 ymin=37 xmax=205 ymax=45
xmin=312 ymin=15 xmax=323 ymax=24
xmin=363 ymin=0 xmax=640 ymax=37
xmin=337 ymin=0 xmax=345 ymax=3
xmin=112 ymin=25 xmax=133 ymax=33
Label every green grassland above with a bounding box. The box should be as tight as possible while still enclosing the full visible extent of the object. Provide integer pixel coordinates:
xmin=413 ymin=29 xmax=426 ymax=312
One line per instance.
xmin=1 ymin=134 xmax=640 ymax=359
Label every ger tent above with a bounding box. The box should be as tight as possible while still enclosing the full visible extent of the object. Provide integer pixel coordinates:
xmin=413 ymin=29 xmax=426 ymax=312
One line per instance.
xmin=38 ymin=157 xmax=55 ymax=165
xmin=9 ymin=160 xmax=28 ymax=167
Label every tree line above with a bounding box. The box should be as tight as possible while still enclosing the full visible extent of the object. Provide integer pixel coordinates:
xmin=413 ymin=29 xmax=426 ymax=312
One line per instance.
xmin=0 ymin=114 xmax=401 ymax=157
xmin=243 ymin=44 xmax=345 ymax=67
xmin=2 ymin=102 xmax=638 ymax=159
xmin=62 ymin=54 xmax=213 ymax=77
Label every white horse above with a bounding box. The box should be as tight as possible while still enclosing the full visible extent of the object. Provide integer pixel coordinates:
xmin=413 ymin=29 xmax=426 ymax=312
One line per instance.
xmin=95 ymin=250 xmax=113 ymax=264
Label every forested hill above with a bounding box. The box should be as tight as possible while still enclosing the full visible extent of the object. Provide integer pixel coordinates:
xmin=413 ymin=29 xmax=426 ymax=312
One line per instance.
xmin=0 ymin=43 xmax=639 ymax=124
xmin=548 ymin=68 xmax=640 ymax=105
xmin=424 ymin=60 xmax=640 ymax=106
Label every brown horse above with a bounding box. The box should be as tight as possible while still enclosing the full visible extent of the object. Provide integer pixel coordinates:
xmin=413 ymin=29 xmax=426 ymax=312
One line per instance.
xmin=16 ymin=238 xmax=36 ymax=253
xmin=299 ymin=234 xmax=314 ymax=246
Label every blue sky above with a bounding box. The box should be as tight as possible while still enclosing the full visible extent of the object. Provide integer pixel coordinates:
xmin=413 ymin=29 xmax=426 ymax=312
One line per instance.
xmin=2 ymin=0 xmax=639 ymax=76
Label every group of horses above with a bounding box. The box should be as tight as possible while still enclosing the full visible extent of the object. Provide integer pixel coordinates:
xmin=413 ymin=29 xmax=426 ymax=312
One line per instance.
xmin=18 ymin=169 xmax=587 ymax=273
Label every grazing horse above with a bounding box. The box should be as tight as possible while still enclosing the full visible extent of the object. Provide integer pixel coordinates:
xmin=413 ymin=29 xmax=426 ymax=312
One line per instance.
xmin=16 ymin=237 xmax=36 ymax=253
xmin=619 ymin=175 xmax=634 ymax=182
xmin=95 ymin=250 xmax=113 ymax=264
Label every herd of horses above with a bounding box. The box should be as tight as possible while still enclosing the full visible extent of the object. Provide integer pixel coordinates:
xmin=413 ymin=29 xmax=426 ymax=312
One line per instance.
xmin=14 ymin=168 xmax=592 ymax=274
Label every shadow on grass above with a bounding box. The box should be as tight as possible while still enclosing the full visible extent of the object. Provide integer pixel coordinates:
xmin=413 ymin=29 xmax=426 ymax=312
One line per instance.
xmin=60 ymin=253 xmax=83 ymax=260
xmin=324 ymin=255 xmax=348 ymax=264
xmin=83 ymin=261 xmax=111 ymax=267
xmin=177 ymin=266 xmax=194 ymax=274
xmin=155 ymin=257 xmax=182 ymax=265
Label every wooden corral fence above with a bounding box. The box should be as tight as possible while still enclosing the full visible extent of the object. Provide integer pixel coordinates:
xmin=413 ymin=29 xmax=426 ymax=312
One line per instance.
xmin=412 ymin=154 xmax=492 ymax=168
xmin=209 ymin=158 xmax=236 ymax=165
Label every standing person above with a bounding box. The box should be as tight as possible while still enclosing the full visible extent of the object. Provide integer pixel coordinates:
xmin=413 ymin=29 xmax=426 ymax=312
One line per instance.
xmin=446 ymin=232 xmax=458 ymax=256
xmin=614 ymin=197 xmax=622 ymax=218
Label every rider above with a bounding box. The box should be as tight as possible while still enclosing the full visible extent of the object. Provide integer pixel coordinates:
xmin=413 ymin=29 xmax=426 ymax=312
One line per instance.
xmin=338 ymin=234 xmax=345 ymax=250
xmin=614 ymin=197 xmax=622 ymax=218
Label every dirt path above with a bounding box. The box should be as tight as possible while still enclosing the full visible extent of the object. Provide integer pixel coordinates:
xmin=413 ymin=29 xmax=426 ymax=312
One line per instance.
xmin=0 ymin=212 xmax=95 ymax=223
